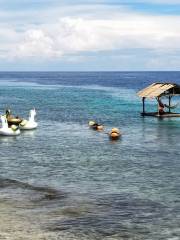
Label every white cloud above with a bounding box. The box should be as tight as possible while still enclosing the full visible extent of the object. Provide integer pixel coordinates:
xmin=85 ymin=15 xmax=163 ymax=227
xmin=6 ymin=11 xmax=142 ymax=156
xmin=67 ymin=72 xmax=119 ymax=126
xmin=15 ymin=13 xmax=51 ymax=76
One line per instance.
xmin=9 ymin=13 xmax=180 ymax=59
xmin=0 ymin=2 xmax=180 ymax=71
xmin=0 ymin=1 xmax=180 ymax=70
xmin=15 ymin=29 xmax=62 ymax=58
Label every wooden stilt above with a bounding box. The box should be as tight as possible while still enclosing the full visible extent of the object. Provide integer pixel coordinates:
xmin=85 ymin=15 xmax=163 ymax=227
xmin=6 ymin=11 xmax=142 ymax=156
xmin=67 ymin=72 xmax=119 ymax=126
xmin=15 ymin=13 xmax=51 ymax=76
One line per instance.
xmin=157 ymin=97 xmax=160 ymax=116
xmin=168 ymin=95 xmax=171 ymax=113
xmin=142 ymin=97 xmax=145 ymax=115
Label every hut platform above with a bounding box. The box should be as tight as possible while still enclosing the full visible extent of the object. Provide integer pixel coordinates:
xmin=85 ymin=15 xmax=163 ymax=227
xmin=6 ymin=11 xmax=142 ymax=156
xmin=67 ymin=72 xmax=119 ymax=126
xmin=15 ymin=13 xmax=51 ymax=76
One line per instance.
xmin=141 ymin=112 xmax=180 ymax=118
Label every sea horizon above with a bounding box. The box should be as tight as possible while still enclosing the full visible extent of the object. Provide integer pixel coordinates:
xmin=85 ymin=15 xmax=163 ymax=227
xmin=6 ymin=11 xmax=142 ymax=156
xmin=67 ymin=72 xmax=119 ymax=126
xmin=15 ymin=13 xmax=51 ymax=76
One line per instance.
xmin=0 ymin=70 xmax=180 ymax=72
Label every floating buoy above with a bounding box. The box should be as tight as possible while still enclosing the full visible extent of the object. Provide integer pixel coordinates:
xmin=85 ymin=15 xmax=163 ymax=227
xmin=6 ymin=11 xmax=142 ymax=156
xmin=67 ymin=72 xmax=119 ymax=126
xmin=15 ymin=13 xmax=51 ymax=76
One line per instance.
xmin=88 ymin=121 xmax=96 ymax=127
xmin=88 ymin=121 xmax=103 ymax=131
xmin=111 ymin=128 xmax=120 ymax=134
xmin=109 ymin=128 xmax=121 ymax=140
xmin=97 ymin=125 xmax=104 ymax=131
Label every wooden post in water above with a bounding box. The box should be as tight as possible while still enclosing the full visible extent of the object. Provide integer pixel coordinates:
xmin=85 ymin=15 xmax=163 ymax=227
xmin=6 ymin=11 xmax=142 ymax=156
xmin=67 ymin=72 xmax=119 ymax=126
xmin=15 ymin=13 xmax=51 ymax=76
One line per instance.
xmin=168 ymin=95 xmax=171 ymax=113
xmin=157 ymin=97 xmax=160 ymax=116
xmin=142 ymin=97 xmax=145 ymax=115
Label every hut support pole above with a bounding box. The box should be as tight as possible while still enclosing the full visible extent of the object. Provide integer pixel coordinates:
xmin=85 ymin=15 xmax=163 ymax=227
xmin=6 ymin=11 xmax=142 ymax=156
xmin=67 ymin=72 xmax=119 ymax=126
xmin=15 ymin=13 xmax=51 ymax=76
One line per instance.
xmin=142 ymin=97 xmax=145 ymax=115
xmin=168 ymin=96 xmax=171 ymax=113
xmin=157 ymin=97 xmax=160 ymax=116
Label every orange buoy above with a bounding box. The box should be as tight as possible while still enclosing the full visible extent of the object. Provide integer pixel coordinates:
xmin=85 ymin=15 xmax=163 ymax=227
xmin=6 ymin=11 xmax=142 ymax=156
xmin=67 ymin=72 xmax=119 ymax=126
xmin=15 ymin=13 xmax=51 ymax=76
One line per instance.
xmin=97 ymin=125 xmax=104 ymax=131
xmin=109 ymin=128 xmax=121 ymax=140
xmin=111 ymin=128 xmax=120 ymax=134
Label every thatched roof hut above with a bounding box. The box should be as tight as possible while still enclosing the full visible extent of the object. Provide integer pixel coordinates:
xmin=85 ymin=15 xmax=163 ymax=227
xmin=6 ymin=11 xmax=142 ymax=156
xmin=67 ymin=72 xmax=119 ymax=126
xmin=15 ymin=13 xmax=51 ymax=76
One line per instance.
xmin=137 ymin=83 xmax=180 ymax=117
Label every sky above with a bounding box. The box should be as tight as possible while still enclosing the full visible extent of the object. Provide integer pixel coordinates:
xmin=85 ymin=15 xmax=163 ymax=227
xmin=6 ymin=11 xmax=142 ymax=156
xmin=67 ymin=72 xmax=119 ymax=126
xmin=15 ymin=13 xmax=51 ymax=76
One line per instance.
xmin=0 ymin=0 xmax=180 ymax=71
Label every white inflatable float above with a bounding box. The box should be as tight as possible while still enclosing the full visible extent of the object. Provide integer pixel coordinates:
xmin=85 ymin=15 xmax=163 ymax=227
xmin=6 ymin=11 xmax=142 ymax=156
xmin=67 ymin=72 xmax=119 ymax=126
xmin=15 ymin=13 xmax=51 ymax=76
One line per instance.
xmin=20 ymin=109 xmax=38 ymax=130
xmin=0 ymin=115 xmax=20 ymax=136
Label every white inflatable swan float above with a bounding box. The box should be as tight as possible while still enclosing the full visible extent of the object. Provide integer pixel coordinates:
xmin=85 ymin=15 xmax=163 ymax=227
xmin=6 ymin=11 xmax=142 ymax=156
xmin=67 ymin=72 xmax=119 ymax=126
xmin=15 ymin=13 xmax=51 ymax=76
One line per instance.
xmin=0 ymin=115 xmax=20 ymax=136
xmin=20 ymin=109 xmax=38 ymax=130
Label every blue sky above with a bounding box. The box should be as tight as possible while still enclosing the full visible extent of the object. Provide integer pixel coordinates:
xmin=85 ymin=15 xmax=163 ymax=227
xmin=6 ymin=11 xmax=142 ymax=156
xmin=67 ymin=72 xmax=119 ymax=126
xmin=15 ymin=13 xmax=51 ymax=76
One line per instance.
xmin=0 ymin=0 xmax=180 ymax=71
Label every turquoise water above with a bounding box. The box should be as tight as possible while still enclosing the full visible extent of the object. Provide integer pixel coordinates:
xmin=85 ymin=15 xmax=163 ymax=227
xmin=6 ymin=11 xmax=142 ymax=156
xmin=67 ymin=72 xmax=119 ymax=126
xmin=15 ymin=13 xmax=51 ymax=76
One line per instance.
xmin=0 ymin=72 xmax=180 ymax=239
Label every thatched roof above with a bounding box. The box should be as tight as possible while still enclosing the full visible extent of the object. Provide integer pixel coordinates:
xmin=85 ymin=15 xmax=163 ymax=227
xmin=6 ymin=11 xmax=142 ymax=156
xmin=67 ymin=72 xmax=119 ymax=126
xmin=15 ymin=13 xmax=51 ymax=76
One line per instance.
xmin=137 ymin=83 xmax=180 ymax=98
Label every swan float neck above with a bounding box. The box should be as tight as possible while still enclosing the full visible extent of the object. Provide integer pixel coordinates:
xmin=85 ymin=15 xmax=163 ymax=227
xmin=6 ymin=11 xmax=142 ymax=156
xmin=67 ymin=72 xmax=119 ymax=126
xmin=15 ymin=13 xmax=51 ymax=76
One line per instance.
xmin=29 ymin=109 xmax=36 ymax=122
xmin=1 ymin=115 xmax=9 ymax=129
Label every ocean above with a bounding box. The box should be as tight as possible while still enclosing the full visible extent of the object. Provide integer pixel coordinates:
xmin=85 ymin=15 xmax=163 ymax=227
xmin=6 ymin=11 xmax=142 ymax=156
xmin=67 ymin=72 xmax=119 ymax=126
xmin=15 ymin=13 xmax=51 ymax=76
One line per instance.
xmin=0 ymin=72 xmax=180 ymax=239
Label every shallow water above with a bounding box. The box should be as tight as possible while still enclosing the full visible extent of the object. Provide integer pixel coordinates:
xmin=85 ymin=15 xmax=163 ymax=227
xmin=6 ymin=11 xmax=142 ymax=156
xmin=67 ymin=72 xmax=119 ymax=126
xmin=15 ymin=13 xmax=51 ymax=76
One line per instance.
xmin=0 ymin=72 xmax=180 ymax=239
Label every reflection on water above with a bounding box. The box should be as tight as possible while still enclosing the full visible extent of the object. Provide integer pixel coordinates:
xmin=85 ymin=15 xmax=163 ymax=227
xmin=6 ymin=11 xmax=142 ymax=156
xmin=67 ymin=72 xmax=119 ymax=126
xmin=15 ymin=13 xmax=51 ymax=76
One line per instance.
xmin=20 ymin=129 xmax=36 ymax=137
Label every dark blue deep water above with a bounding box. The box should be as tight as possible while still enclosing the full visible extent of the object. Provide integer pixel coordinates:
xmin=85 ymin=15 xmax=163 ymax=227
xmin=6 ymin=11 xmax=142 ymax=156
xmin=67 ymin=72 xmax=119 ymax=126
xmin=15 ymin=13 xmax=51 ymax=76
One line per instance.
xmin=0 ymin=72 xmax=180 ymax=239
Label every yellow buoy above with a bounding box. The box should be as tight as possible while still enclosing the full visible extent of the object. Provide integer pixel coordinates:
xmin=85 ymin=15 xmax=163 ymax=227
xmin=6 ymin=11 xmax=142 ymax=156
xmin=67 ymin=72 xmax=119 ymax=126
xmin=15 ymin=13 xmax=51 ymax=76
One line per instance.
xmin=110 ymin=132 xmax=119 ymax=139
xmin=109 ymin=128 xmax=121 ymax=140
xmin=111 ymin=128 xmax=120 ymax=134
xmin=88 ymin=121 xmax=96 ymax=127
